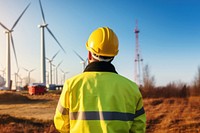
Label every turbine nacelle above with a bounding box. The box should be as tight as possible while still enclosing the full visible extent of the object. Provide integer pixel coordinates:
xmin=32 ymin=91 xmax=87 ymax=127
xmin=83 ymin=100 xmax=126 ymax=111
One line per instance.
xmin=38 ymin=24 xmax=48 ymax=28
xmin=5 ymin=30 xmax=13 ymax=33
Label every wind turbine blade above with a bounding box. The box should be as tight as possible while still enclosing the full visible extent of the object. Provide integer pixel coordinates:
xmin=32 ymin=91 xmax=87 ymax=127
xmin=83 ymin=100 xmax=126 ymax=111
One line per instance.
xmin=46 ymin=57 xmax=51 ymax=61
xmin=23 ymin=67 xmax=28 ymax=72
xmin=11 ymin=3 xmax=31 ymax=30
xmin=57 ymin=60 xmax=63 ymax=68
xmin=60 ymin=69 xmax=64 ymax=73
xmin=30 ymin=68 xmax=36 ymax=72
xmin=73 ymin=50 xmax=85 ymax=61
xmin=18 ymin=75 xmax=22 ymax=80
xmin=0 ymin=22 xmax=9 ymax=31
xmin=52 ymin=50 xmax=60 ymax=60
xmin=39 ymin=0 xmax=46 ymax=24
xmin=17 ymin=68 xmax=20 ymax=73
xmin=17 ymin=73 xmax=22 ymax=79
xmin=46 ymin=27 xmax=66 ymax=53
xmin=11 ymin=34 xmax=19 ymax=69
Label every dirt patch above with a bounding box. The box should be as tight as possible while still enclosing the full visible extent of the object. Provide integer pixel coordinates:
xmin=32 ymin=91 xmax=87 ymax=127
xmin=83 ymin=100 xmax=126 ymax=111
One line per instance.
xmin=0 ymin=91 xmax=60 ymax=132
xmin=0 ymin=114 xmax=58 ymax=133
xmin=150 ymin=99 xmax=164 ymax=106
xmin=0 ymin=91 xmax=52 ymax=104
xmin=166 ymin=99 xmax=175 ymax=104
xmin=0 ymin=91 xmax=31 ymax=104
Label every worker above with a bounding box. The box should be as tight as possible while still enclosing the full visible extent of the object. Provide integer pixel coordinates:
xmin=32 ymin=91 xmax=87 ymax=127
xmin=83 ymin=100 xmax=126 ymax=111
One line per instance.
xmin=54 ymin=27 xmax=146 ymax=133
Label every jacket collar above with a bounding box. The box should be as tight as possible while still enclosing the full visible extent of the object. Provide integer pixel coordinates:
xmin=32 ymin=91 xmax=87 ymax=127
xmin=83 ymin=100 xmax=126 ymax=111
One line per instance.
xmin=84 ymin=61 xmax=118 ymax=74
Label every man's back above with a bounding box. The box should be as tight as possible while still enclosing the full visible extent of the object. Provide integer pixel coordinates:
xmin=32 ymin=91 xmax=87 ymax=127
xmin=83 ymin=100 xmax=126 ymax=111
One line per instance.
xmin=56 ymin=62 xmax=146 ymax=133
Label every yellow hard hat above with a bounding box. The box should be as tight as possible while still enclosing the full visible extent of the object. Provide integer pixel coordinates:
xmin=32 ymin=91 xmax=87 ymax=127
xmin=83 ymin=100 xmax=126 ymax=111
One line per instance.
xmin=86 ymin=27 xmax=119 ymax=57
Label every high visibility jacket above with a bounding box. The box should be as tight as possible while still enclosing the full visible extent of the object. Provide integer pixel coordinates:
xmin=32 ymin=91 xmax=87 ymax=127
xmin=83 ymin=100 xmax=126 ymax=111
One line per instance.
xmin=54 ymin=61 xmax=146 ymax=133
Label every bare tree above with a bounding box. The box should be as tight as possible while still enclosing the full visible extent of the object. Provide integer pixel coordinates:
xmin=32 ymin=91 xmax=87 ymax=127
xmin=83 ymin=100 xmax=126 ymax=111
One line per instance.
xmin=143 ymin=64 xmax=155 ymax=91
xmin=192 ymin=66 xmax=200 ymax=96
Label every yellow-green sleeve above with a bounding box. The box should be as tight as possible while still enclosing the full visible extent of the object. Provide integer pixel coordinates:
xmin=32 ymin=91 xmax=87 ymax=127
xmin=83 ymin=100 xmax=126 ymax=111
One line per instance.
xmin=54 ymin=82 xmax=70 ymax=133
xmin=130 ymin=98 xmax=146 ymax=133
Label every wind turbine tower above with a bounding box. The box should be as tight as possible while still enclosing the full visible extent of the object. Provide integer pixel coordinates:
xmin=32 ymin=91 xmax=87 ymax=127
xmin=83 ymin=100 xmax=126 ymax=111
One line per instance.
xmin=134 ymin=20 xmax=143 ymax=86
xmin=23 ymin=67 xmax=36 ymax=84
xmin=38 ymin=0 xmax=66 ymax=84
xmin=60 ymin=69 xmax=69 ymax=84
xmin=46 ymin=51 xmax=59 ymax=85
xmin=55 ymin=61 xmax=63 ymax=85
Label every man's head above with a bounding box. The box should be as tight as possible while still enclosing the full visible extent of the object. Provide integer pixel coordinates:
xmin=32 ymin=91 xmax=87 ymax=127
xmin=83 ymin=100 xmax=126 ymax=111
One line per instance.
xmin=86 ymin=27 xmax=119 ymax=63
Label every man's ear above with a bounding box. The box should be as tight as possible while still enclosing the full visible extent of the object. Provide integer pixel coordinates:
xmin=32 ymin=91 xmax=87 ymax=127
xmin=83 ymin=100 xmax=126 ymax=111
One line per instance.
xmin=88 ymin=51 xmax=92 ymax=60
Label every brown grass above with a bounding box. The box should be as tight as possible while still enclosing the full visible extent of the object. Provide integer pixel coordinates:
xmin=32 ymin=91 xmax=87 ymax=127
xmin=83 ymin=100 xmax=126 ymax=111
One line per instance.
xmin=0 ymin=91 xmax=199 ymax=133
xmin=144 ymin=97 xmax=200 ymax=133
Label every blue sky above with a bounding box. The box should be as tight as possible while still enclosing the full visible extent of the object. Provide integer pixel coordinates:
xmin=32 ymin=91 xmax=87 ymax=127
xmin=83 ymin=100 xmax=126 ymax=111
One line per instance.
xmin=0 ymin=0 xmax=200 ymax=86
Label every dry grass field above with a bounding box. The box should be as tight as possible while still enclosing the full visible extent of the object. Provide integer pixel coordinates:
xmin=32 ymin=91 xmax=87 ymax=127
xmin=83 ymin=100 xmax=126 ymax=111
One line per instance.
xmin=144 ymin=97 xmax=200 ymax=133
xmin=0 ymin=91 xmax=60 ymax=133
xmin=0 ymin=91 xmax=199 ymax=133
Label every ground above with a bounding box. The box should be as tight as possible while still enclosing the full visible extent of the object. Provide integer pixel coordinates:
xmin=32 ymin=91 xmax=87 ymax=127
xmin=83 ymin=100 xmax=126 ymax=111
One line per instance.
xmin=0 ymin=91 xmax=60 ymax=133
xmin=144 ymin=97 xmax=200 ymax=133
xmin=0 ymin=91 xmax=199 ymax=133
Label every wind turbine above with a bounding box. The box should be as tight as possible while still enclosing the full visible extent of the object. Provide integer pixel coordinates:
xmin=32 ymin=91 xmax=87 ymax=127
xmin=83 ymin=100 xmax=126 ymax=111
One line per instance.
xmin=16 ymin=73 xmax=23 ymax=87
xmin=46 ymin=51 xmax=60 ymax=85
xmin=46 ymin=71 xmax=49 ymax=84
xmin=60 ymin=69 xmax=69 ymax=84
xmin=0 ymin=3 xmax=30 ymax=90
xmin=38 ymin=0 xmax=66 ymax=84
xmin=52 ymin=63 xmax=56 ymax=84
xmin=23 ymin=67 xmax=36 ymax=84
xmin=55 ymin=60 xmax=63 ymax=85
xmin=73 ymin=50 xmax=87 ymax=71
xmin=14 ymin=68 xmax=20 ymax=90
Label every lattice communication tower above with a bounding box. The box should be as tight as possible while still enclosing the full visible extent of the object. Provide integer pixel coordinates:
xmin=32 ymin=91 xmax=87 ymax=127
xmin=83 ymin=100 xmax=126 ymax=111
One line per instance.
xmin=134 ymin=20 xmax=143 ymax=86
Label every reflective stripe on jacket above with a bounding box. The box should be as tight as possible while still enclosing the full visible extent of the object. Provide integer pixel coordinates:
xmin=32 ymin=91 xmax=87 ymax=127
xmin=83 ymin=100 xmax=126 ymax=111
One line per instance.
xmin=54 ymin=61 xmax=146 ymax=133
